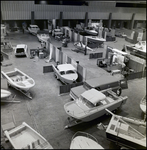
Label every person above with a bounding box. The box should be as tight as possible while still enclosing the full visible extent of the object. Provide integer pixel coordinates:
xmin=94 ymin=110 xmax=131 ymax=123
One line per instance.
xmin=122 ymin=45 xmax=126 ymax=52
xmin=112 ymin=52 xmax=118 ymax=65
xmin=84 ymin=45 xmax=87 ymax=55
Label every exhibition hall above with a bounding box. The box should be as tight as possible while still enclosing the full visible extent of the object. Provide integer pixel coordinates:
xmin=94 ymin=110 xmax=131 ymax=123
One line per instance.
xmin=1 ymin=1 xmax=146 ymax=149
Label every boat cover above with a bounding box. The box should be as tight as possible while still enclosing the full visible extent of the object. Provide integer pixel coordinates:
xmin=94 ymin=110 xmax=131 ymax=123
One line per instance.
xmin=57 ymin=64 xmax=76 ymax=72
xmin=81 ymin=89 xmax=106 ymax=105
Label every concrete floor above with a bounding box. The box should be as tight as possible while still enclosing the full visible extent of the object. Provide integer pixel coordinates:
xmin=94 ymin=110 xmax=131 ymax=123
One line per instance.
xmin=1 ymin=31 xmax=146 ymax=149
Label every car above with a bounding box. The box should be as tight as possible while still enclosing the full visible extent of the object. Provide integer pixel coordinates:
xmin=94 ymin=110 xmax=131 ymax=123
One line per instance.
xmin=52 ymin=29 xmax=63 ymax=37
xmin=64 ymin=88 xmax=128 ymax=122
xmin=70 ymin=75 xmax=127 ymax=100
xmin=28 ymin=25 xmax=40 ymax=35
xmin=14 ymin=44 xmax=28 ymax=57
xmin=52 ymin=63 xmax=78 ymax=84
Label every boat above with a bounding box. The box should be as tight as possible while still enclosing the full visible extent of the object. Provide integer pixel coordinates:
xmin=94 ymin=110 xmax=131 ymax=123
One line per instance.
xmin=4 ymin=122 xmax=53 ymax=149
xmin=37 ymin=30 xmax=50 ymax=42
xmin=52 ymin=64 xmax=78 ymax=84
xmin=1 ymin=89 xmax=11 ymax=99
xmin=140 ymin=95 xmax=146 ymax=113
xmin=70 ymin=131 xmax=104 ymax=149
xmin=126 ymin=41 xmax=146 ymax=59
xmin=105 ymin=109 xmax=146 ymax=149
xmin=85 ymin=27 xmax=98 ymax=36
xmin=1 ymin=68 xmax=35 ymax=92
xmin=28 ymin=25 xmax=40 ymax=35
xmin=64 ymin=88 xmax=128 ymax=123
xmin=73 ymin=41 xmax=94 ymax=52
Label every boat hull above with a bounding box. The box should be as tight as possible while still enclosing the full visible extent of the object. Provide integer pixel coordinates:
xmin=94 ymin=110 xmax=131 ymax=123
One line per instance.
xmin=4 ymin=122 xmax=53 ymax=149
xmin=64 ymin=95 xmax=127 ymax=122
xmin=1 ymin=68 xmax=35 ymax=92
xmin=1 ymin=89 xmax=11 ymax=99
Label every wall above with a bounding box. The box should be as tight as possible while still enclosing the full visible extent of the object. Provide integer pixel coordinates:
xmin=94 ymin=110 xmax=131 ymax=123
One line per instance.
xmin=1 ymin=1 xmax=146 ymax=20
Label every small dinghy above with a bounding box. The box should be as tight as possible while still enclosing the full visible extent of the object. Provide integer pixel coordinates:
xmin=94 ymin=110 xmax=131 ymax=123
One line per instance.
xmin=105 ymin=109 xmax=146 ymax=149
xmin=1 ymin=89 xmax=11 ymax=99
xmin=70 ymin=131 xmax=104 ymax=149
xmin=1 ymin=68 xmax=35 ymax=99
xmin=4 ymin=122 xmax=53 ymax=149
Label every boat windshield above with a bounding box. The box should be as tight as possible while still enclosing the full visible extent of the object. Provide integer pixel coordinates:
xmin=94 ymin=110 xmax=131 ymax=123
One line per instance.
xmin=60 ymin=71 xmax=66 ymax=75
xmin=80 ymin=95 xmax=95 ymax=108
xmin=83 ymin=82 xmax=91 ymax=90
xmin=66 ymin=70 xmax=75 ymax=74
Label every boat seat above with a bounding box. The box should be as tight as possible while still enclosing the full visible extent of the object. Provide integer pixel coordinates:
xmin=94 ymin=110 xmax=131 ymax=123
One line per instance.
xmin=138 ymin=125 xmax=146 ymax=135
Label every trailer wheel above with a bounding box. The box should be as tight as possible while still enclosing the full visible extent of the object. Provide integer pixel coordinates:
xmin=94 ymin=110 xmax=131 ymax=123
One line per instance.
xmin=116 ymin=88 xmax=122 ymax=96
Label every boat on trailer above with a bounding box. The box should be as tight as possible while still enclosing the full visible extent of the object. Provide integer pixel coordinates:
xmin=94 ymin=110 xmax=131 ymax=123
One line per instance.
xmin=4 ymin=122 xmax=53 ymax=149
xmin=73 ymin=41 xmax=94 ymax=52
xmin=105 ymin=109 xmax=146 ymax=149
xmin=64 ymin=88 xmax=128 ymax=128
xmin=1 ymin=68 xmax=35 ymax=99
xmin=70 ymin=131 xmax=104 ymax=149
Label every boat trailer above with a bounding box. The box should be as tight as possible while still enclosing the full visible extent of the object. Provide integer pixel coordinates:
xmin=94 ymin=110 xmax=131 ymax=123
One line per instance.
xmin=64 ymin=117 xmax=83 ymax=129
xmin=7 ymin=82 xmax=33 ymax=99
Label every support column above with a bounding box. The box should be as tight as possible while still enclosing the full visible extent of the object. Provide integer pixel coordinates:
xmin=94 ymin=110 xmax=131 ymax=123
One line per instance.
xmin=1 ymin=11 xmax=3 ymax=24
xmin=59 ymin=12 xmax=63 ymax=28
xmin=130 ymin=13 xmax=135 ymax=30
xmin=85 ymin=12 xmax=88 ymax=27
xmin=120 ymin=20 xmax=124 ymax=29
xmin=108 ymin=13 xmax=112 ymax=29
xmin=31 ymin=11 xmax=34 ymax=25
xmin=44 ymin=21 xmax=47 ymax=29
xmin=127 ymin=21 xmax=130 ymax=29
xmin=68 ymin=20 xmax=70 ymax=28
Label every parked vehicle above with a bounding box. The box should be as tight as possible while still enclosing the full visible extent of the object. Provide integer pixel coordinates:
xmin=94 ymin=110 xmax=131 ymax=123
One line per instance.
xmin=4 ymin=122 xmax=53 ymax=149
xmin=28 ymin=25 xmax=40 ymax=35
xmin=105 ymin=109 xmax=146 ymax=149
xmin=52 ymin=29 xmax=63 ymax=37
xmin=70 ymin=75 xmax=126 ymax=100
xmin=52 ymin=64 xmax=78 ymax=84
xmin=64 ymin=88 xmax=127 ymax=122
xmin=70 ymin=131 xmax=104 ymax=149
xmin=14 ymin=44 xmax=28 ymax=57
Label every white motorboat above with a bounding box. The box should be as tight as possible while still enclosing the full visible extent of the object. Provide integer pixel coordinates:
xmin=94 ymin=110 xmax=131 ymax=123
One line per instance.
xmin=85 ymin=27 xmax=98 ymax=36
xmin=37 ymin=31 xmax=50 ymax=42
xmin=70 ymin=131 xmax=104 ymax=149
xmin=64 ymin=88 xmax=128 ymax=122
xmin=74 ymin=41 xmax=94 ymax=52
xmin=1 ymin=68 xmax=35 ymax=92
xmin=52 ymin=64 xmax=78 ymax=84
xmin=1 ymin=89 xmax=11 ymax=99
xmin=4 ymin=122 xmax=53 ymax=149
xmin=28 ymin=25 xmax=40 ymax=35
xmin=105 ymin=109 xmax=146 ymax=149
